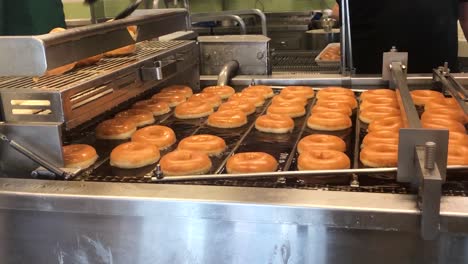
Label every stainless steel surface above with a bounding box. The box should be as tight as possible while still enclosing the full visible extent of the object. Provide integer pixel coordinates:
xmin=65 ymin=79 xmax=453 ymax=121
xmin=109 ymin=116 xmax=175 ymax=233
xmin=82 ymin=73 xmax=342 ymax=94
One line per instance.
xmin=0 ymin=123 xmax=63 ymax=178
xmin=193 ymin=9 xmax=268 ymax=36
xmin=391 ymin=62 xmax=421 ymax=128
xmin=192 ymin=14 xmax=247 ymax=35
xmin=425 ymin=142 xmax=436 ymax=170
xmin=306 ymin=29 xmax=340 ymax=50
xmin=340 ymin=0 xmax=354 ymax=74
xmin=217 ymin=61 xmax=239 ymax=86
xmin=382 ymin=47 xmax=409 ymax=80
xmin=0 ymin=41 xmax=198 ymax=130
xmin=199 ymin=35 xmax=270 ymax=75
xmin=433 ymin=68 xmax=468 ymax=115
xmin=0 ymin=9 xmax=189 ymax=76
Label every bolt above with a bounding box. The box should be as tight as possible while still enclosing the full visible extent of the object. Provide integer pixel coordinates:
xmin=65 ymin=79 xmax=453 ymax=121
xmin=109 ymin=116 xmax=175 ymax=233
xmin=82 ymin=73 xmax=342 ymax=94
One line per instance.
xmin=424 ymin=141 xmax=436 ymax=170
xmin=390 ymin=46 xmax=398 ymax=52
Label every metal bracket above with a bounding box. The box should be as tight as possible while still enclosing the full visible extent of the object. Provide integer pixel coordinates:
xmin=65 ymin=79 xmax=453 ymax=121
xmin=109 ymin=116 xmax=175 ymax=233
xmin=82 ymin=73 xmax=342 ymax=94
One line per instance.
xmin=140 ymin=61 xmax=163 ymax=81
xmin=433 ymin=65 xmax=468 ymax=115
xmin=382 ymin=47 xmax=408 ymax=81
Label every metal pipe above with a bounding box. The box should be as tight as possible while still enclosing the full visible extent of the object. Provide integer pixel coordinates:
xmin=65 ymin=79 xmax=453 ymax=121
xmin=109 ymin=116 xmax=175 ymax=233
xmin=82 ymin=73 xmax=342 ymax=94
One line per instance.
xmin=339 ymin=0 xmax=346 ymax=73
xmin=191 ymin=14 xmax=247 ymax=35
xmin=433 ymin=68 xmax=468 ymax=115
xmin=217 ymin=61 xmax=239 ymax=86
xmin=343 ymin=0 xmax=354 ymax=73
xmin=192 ymin=9 xmax=268 ymax=36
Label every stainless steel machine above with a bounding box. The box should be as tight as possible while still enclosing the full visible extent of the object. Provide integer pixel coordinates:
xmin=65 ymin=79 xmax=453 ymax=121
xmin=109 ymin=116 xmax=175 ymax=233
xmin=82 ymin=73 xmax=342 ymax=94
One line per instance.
xmin=1 ymin=6 xmax=468 ymax=264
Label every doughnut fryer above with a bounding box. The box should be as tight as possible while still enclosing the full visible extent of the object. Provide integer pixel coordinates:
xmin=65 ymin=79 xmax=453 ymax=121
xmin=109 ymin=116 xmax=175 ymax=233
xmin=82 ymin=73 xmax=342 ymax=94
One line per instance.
xmin=2 ymin=8 xmax=468 ymax=264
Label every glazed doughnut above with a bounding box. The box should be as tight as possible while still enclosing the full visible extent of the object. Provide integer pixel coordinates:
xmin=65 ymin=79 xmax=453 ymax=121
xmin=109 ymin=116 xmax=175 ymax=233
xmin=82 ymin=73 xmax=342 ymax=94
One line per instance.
xmin=311 ymin=103 xmax=352 ymax=116
xmin=317 ymin=94 xmax=358 ymax=109
xmin=188 ymin=93 xmax=222 ymax=108
xmin=45 ymin=28 xmax=77 ymax=75
xmin=448 ymin=145 xmax=468 ymax=165
xmin=307 ymin=112 xmax=352 ymax=131
xmin=104 ymin=25 xmax=137 ymax=57
xmin=207 ymin=110 xmax=248 ymax=128
xmin=226 ymin=152 xmax=278 ymax=173
xmin=160 ymin=85 xmax=193 ymax=98
xmin=360 ymin=96 xmax=399 ymax=110
xmin=218 ymin=100 xmax=256 ymax=115
xmin=115 ymin=109 xmax=155 ymax=127
xmin=152 ymin=93 xmax=186 ymax=107
xmin=362 ymin=131 xmax=399 ymax=148
xmin=298 ymin=150 xmax=350 ymax=170
xmin=280 ymin=86 xmax=315 ymax=99
xmin=96 ymin=117 xmax=137 ymax=140
xmin=410 ymin=90 xmax=444 ymax=106
xmin=267 ymin=102 xmax=306 ymax=118
xmin=76 ymin=53 xmax=103 ymax=67
xmin=316 ymin=87 xmax=354 ymax=99
xmin=425 ymin=97 xmax=461 ymax=110
xmin=63 ymin=144 xmax=98 ymax=169
xmin=229 ymin=92 xmax=265 ymax=107
xmin=132 ymin=100 xmax=170 ymax=116
xmin=177 ymin=134 xmax=226 ymax=156
xmin=175 ymin=101 xmax=213 ymax=119
xmin=360 ymin=144 xmax=398 ymax=167
xmin=449 ymin=132 xmax=468 ymax=146
xmin=160 ymin=150 xmax=212 ymax=176
xmin=255 ymin=114 xmax=294 ymax=133
xmin=272 ymin=94 xmax=308 ymax=106
xmin=422 ymin=108 xmax=467 ymax=124
xmin=110 ymin=142 xmax=160 ymax=169
xmin=242 ymin=85 xmax=274 ymax=99
xmin=421 ymin=118 xmax=466 ymax=133
xmin=359 ymin=106 xmax=401 ymax=124
xmin=368 ymin=116 xmax=404 ymax=132
xmin=202 ymin=85 xmax=235 ymax=99
xmin=131 ymin=125 xmax=176 ymax=150
xmin=360 ymin=89 xmax=396 ymax=100
xmin=297 ymin=134 xmax=346 ymax=154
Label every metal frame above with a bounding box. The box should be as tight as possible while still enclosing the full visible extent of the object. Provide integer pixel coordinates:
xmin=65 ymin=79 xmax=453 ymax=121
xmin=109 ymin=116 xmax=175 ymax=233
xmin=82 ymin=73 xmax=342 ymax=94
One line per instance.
xmin=192 ymin=14 xmax=247 ymax=35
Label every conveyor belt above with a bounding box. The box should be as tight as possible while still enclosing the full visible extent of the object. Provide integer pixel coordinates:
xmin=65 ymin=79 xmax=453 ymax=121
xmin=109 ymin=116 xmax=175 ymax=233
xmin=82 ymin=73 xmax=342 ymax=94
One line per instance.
xmin=272 ymin=51 xmax=340 ymax=74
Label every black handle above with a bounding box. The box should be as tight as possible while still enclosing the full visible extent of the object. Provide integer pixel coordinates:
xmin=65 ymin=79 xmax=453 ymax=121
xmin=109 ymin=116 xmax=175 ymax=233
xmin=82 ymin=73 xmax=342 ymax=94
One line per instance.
xmin=115 ymin=0 xmax=143 ymax=20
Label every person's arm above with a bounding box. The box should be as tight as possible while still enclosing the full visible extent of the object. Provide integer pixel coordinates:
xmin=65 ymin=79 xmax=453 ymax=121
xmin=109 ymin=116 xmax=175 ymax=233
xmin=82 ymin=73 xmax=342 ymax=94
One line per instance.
xmin=460 ymin=1 xmax=468 ymax=40
xmin=331 ymin=3 xmax=340 ymax=20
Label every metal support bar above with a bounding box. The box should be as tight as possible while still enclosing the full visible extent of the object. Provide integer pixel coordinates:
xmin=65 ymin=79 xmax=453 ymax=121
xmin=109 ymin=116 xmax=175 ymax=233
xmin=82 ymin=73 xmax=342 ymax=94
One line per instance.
xmin=415 ymin=145 xmax=443 ymax=240
xmin=391 ymin=61 xmax=421 ymax=128
xmin=193 ymin=9 xmax=268 ymax=36
xmin=217 ymin=60 xmax=239 ymax=86
xmin=433 ymin=67 xmax=468 ymax=115
xmin=191 ymin=14 xmax=247 ymax=35
xmin=339 ymin=0 xmax=354 ymax=74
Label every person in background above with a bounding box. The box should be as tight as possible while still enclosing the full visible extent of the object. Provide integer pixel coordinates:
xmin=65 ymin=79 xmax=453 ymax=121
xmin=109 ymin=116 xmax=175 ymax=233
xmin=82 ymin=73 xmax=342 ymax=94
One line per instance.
xmin=332 ymin=0 xmax=468 ymax=74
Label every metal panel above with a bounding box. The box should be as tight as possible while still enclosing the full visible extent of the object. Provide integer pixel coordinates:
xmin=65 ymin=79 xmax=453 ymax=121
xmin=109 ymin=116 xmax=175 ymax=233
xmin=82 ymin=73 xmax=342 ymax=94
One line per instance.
xmin=0 ymin=9 xmax=189 ymax=76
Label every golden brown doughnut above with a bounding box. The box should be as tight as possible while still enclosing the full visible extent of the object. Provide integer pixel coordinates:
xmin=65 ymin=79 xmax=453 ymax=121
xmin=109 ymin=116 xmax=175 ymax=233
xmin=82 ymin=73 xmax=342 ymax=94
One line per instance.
xmin=317 ymin=94 xmax=358 ymax=109
xmin=367 ymin=116 xmax=404 ymax=132
xmin=174 ymin=101 xmax=213 ymax=119
xmin=96 ymin=117 xmax=137 ymax=140
xmin=255 ymin=114 xmax=294 ymax=133
xmin=131 ymin=125 xmax=176 ymax=150
xmin=177 ymin=134 xmax=226 ymax=156
xmin=298 ymin=150 xmax=350 ymax=170
xmin=202 ymin=85 xmax=236 ymax=99
xmin=218 ymin=100 xmax=256 ymax=115
xmin=188 ymin=93 xmax=222 ymax=108
xmin=132 ymin=100 xmax=170 ymax=116
xmin=45 ymin=28 xmax=77 ymax=75
xmin=410 ymin=90 xmax=444 ymax=106
xmin=425 ymin=97 xmax=461 ymax=110
xmin=360 ymin=96 xmax=399 ymax=110
xmin=422 ymin=108 xmax=467 ymax=124
xmin=362 ymin=131 xmax=399 ymax=148
xmin=316 ymin=87 xmax=354 ymax=99
xmin=448 ymin=145 xmax=468 ymax=165
xmin=311 ymin=103 xmax=352 ymax=116
xmin=421 ymin=118 xmax=466 ymax=133
xmin=307 ymin=112 xmax=352 ymax=131
xmin=63 ymin=144 xmax=98 ymax=169
xmin=226 ymin=152 xmax=278 ymax=173
xmin=115 ymin=109 xmax=155 ymax=127
xmin=242 ymin=85 xmax=274 ymax=99
xmin=360 ymin=89 xmax=396 ymax=101
xmin=76 ymin=53 xmax=103 ymax=67
xmin=359 ymin=106 xmax=401 ymax=124
xmin=160 ymin=85 xmax=193 ymax=98
xmin=160 ymin=150 xmax=212 ymax=176
xmin=360 ymin=144 xmax=398 ymax=168
xmin=449 ymin=132 xmax=468 ymax=146
xmin=152 ymin=92 xmax=186 ymax=107
xmin=110 ymin=142 xmax=160 ymax=169
xmin=297 ymin=134 xmax=346 ymax=154
xmin=267 ymin=102 xmax=306 ymax=118
xmin=229 ymin=92 xmax=265 ymax=107
xmin=104 ymin=25 xmax=137 ymax=56
xmin=280 ymin=86 xmax=315 ymax=99
xmin=272 ymin=94 xmax=308 ymax=106
xmin=207 ymin=110 xmax=248 ymax=128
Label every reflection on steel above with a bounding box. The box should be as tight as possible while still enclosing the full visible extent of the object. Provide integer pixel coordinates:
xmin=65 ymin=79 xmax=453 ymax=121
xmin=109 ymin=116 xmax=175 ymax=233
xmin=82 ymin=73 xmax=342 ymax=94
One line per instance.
xmin=192 ymin=14 xmax=247 ymax=35
xmin=433 ymin=67 xmax=468 ymax=115
xmin=340 ymin=0 xmax=354 ymax=74
xmin=391 ymin=61 xmax=421 ymax=128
